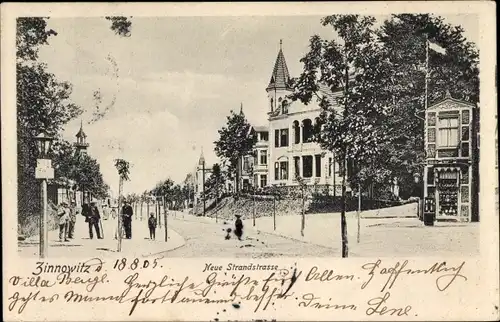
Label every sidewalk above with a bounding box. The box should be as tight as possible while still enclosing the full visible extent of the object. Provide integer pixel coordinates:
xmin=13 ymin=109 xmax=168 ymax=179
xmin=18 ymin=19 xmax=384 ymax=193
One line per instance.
xmin=243 ymin=212 xmax=479 ymax=257
xmin=18 ymin=214 xmax=185 ymax=258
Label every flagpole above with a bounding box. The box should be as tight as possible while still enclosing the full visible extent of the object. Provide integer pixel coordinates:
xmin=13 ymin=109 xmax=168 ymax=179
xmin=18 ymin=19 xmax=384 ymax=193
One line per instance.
xmin=425 ymin=34 xmax=429 ymax=111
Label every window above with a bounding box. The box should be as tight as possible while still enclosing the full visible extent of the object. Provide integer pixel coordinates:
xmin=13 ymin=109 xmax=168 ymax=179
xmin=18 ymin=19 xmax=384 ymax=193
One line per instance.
xmin=280 ymin=161 xmax=288 ymax=180
xmin=260 ymin=150 xmax=267 ymax=165
xmin=260 ymin=132 xmax=269 ymax=141
xmin=280 ymin=129 xmax=289 ymax=147
xmin=243 ymin=157 xmax=250 ymax=172
xmin=315 ymin=155 xmax=322 ymax=177
xmin=274 ymin=162 xmax=279 ymax=180
xmin=282 ymin=100 xmax=289 ymax=114
xmin=260 ymin=175 xmax=267 ymax=188
xmin=302 ymin=119 xmax=313 ymax=142
xmin=294 ymin=156 xmax=300 ymax=177
xmin=438 ymin=117 xmax=459 ymax=147
xmin=328 ymin=157 xmax=333 ymax=176
xmin=303 ymin=156 xmax=313 ymax=178
xmin=275 ymin=130 xmax=279 ymax=147
xmin=293 ymin=121 xmax=300 ymax=144
xmin=270 ymin=98 xmax=274 ymax=112
xmin=427 ymin=168 xmax=435 ymax=185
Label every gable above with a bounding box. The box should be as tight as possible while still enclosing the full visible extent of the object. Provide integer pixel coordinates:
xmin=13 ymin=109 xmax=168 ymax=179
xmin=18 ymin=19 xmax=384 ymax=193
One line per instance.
xmin=428 ymin=98 xmax=475 ymax=111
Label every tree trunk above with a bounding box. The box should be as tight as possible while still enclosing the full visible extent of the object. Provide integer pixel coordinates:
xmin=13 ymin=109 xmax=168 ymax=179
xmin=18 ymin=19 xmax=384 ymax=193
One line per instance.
xmin=158 ymin=200 xmax=162 ymax=228
xmin=340 ymin=154 xmax=348 ymax=258
xmin=117 ymin=177 xmax=123 ymax=252
xmin=140 ymin=202 xmax=143 ymax=221
xmin=357 ymin=182 xmax=361 ymax=244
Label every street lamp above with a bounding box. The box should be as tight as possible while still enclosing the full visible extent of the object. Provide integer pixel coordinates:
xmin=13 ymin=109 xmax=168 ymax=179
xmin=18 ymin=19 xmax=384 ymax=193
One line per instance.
xmin=35 ymin=132 xmax=54 ymax=158
xmin=34 ymin=131 xmax=55 ymax=259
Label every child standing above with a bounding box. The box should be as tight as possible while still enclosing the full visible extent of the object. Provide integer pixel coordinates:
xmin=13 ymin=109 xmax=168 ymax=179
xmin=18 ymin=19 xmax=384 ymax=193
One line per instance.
xmin=148 ymin=213 xmax=157 ymax=240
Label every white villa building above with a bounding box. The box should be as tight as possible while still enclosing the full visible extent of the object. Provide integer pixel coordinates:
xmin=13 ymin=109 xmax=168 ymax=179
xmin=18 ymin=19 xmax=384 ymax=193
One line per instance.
xmin=241 ymin=41 xmax=348 ymax=194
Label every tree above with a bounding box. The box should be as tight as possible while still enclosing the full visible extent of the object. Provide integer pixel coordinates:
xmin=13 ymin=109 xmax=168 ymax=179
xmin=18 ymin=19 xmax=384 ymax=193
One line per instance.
xmin=50 ymin=140 xmax=109 ymax=199
xmin=17 ymin=18 xmax=82 ymax=223
xmin=214 ymin=108 xmax=256 ymax=193
xmin=105 ymin=16 xmax=132 ymax=37
xmin=114 ymin=158 xmax=130 ymax=252
xmin=17 ymin=16 xmax=132 ymax=229
xmin=205 ymin=163 xmax=225 ymax=200
xmin=290 ymin=15 xmax=387 ymax=258
xmin=360 ymin=14 xmax=480 ymax=198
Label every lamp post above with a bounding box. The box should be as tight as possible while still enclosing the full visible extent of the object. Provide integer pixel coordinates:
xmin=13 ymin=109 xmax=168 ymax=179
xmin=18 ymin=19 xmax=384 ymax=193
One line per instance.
xmin=34 ymin=132 xmax=55 ymax=259
xmin=413 ymin=171 xmax=422 ymax=220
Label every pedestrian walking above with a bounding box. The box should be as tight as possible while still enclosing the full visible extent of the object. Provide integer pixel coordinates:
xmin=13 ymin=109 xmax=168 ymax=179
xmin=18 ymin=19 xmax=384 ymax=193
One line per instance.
xmin=122 ymin=200 xmax=133 ymax=239
xmin=67 ymin=201 xmax=77 ymax=239
xmin=102 ymin=204 xmax=109 ymax=220
xmin=148 ymin=212 xmax=157 ymax=240
xmin=234 ymin=214 xmax=243 ymax=241
xmin=88 ymin=199 xmax=103 ymax=239
xmin=58 ymin=202 xmax=70 ymax=242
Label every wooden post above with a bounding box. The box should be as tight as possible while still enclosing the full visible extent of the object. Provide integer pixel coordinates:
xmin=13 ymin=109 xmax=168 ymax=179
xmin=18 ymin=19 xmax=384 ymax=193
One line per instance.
xmin=117 ymin=177 xmax=123 ymax=252
xmin=273 ymin=193 xmax=276 ymax=231
xmin=163 ymin=196 xmax=168 ymax=242
xmin=155 ymin=199 xmax=159 ymax=227
xmin=301 ymin=185 xmax=305 ymax=237
xmin=158 ymin=198 xmax=162 ymax=228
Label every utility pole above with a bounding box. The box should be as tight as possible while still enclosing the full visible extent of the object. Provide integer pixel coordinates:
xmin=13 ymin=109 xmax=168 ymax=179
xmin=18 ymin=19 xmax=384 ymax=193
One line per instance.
xmin=163 ymin=195 xmax=168 ymax=241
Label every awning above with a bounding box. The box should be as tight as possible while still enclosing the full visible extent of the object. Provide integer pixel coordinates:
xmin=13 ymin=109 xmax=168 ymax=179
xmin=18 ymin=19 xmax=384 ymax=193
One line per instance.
xmin=434 ymin=166 xmax=460 ymax=173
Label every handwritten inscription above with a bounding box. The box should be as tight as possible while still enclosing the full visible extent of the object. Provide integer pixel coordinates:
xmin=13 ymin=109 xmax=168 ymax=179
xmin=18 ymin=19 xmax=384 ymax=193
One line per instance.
xmin=366 ymin=292 xmax=412 ymax=316
xmin=299 ymin=293 xmax=357 ymax=310
xmin=5 ymin=258 xmax=470 ymax=318
xmin=361 ymin=259 xmax=467 ymax=292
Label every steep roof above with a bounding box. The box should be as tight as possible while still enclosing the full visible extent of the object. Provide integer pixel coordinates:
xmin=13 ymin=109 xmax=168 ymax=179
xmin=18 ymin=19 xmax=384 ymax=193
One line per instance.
xmin=266 ymin=41 xmax=291 ymax=91
xmin=76 ymin=120 xmax=87 ymax=138
xmin=198 ymin=149 xmax=205 ymax=165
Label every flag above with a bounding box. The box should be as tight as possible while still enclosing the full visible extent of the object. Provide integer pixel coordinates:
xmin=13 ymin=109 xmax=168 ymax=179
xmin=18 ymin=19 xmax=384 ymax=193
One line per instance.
xmin=428 ymin=40 xmax=447 ymax=55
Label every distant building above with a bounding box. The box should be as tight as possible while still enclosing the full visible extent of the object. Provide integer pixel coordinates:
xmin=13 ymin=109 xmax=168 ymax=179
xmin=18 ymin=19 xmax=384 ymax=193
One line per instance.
xmin=74 ymin=120 xmax=89 ymax=155
xmin=193 ymin=150 xmax=212 ymax=208
xmin=423 ymin=92 xmax=479 ymax=222
xmin=240 ymin=41 xmax=348 ymax=194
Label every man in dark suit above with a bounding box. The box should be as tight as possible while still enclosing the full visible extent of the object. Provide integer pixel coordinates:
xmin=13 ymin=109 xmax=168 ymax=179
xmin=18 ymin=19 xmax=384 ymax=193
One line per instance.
xmin=88 ymin=200 xmax=103 ymax=239
xmin=122 ymin=200 xmax=133 ymax=239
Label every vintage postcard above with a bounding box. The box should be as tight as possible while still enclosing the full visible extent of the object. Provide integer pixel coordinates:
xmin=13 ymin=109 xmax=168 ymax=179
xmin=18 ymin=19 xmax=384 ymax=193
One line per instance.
xmin=2 ymin=2 xmax=498 ymax=321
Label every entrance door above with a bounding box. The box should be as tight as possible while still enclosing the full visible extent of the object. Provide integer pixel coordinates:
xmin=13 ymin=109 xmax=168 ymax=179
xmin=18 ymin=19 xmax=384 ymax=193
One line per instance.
xmin=436 ymin=169 xmax=459 ymax=217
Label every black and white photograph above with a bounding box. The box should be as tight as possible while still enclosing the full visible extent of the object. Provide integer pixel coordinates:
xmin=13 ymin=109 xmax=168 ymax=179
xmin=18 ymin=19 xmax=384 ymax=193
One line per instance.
xmin=2 ymin=2 xmax=498 ymax=322
xmin=12 ymin=12 xmax=486 ymax=259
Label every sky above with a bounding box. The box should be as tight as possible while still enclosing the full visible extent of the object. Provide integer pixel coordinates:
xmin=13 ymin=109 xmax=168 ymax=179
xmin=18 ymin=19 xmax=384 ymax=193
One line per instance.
xmin=37 ymin=15 xmax=478 ymax=196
